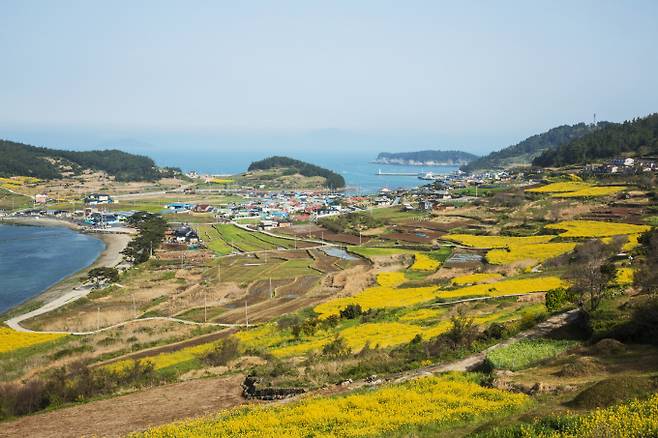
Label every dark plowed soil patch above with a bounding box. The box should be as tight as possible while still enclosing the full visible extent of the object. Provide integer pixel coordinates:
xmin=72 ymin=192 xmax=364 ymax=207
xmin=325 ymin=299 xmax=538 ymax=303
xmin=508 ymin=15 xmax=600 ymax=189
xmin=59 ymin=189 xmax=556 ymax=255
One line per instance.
xmin=0 ymin=374 xmax=247 ymax=438
xmin=276 ymin=276 xmax=320 ymax=297
xmin=97 ymin=328 xmax=235 ymax=367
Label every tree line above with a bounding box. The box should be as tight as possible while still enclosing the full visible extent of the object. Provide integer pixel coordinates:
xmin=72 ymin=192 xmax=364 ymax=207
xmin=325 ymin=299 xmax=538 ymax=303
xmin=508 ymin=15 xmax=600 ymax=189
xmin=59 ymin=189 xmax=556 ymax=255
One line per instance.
xmin=0 ymin=139 xmax=169 ymax=181
xmin=533 ymin=113 xmax=658 ymax=167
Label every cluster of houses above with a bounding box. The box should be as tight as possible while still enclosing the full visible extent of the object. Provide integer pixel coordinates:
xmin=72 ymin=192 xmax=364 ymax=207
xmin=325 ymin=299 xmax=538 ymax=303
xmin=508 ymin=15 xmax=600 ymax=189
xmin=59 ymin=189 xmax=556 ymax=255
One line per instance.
xmin=587 ymin=157 xmax=657 ymax=175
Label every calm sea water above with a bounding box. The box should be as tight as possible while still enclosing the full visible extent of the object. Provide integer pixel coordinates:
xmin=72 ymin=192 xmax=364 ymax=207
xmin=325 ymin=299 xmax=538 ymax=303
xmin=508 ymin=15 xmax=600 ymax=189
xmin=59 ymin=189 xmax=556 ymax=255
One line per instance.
xmin=151 ymin=149 xmax=459 ymax=193
xmin=0 ymin=224 xmax=105 ymax=314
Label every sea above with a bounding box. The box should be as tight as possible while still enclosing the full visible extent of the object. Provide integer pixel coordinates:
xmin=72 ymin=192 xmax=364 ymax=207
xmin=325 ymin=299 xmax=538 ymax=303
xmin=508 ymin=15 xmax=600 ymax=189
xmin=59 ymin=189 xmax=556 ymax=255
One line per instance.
xmin=151 ymin=149 xmax=459 ymax=194
xmin=0 ymin=224 xmax=105 ymax=314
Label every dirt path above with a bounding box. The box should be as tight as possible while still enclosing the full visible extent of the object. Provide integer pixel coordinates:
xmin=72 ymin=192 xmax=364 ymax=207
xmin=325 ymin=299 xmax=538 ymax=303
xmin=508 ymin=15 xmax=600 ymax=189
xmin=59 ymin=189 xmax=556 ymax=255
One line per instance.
xmin=0 ymin=374 xmax=247 ymax=438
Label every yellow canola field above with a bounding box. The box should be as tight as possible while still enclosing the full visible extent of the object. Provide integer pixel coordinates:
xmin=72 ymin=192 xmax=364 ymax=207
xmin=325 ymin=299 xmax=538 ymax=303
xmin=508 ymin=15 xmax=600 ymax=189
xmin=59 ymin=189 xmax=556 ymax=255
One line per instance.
xmin=444 ymin=234 xmax=554 ymax=248
xmin=0 ymin=328 xmax=65 ymax=354
xmin=376 ymin=271 xmax=406 ymax=287
xmin=546 ymin=220 xmax=650 ymax=238
xmin=108 ymin=342 xmax=218 ymax=372
xmin=552 ymin=186 xmax=626 ymax=198
xmin=439 ymin=276 xmax=566 ymax=300
xmin=313 ymin=285 xmax=440 ymax=319
xmin=526 ymin=181 xmax=592 ymax=193
xmin=399 ymin=308 xmax=446 ymax=321
xmin=134 ymin=375 xmax=529 ymax=438
xmin=452 ymin=273 xmax=503 ymax=285
xmin=410 ymin=253 xmax=440 ymax=271
xmin=486 ymin=242 xmax=577 ymax=265
xmin=615 ymin=267 xmax=634 ymax=285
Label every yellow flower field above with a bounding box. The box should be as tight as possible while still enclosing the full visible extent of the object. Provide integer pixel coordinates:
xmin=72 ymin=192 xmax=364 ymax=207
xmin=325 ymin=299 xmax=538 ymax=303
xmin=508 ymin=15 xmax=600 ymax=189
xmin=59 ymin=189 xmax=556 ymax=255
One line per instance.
xmin=376 ymin=271 xmax=406 ymax=287
xmin=313 ymin=285 xmax=441 ymax=319
xmin=552 ymin=185 xmax=626 ymax=198
xmin=439 ymin=276 xmax=567 ymax=300
xmin=486 ymin=242 xmax=577 ymax=265
xmin=452 ymin=273 xmax=503 ymax=285
xmin=0 ymin=328 xmax=66 ymax=354
xmin=134 ymin=374 xmax=529 ymax=438
xmin=615 ymin=267 xmax=634 ymax=285
xmin=399 ymin=308 xmax=446 ymax=321
xmin=444 ymin=234 xmax=554 ymax=248
xmin=526 ymin=181 xmax=592 ymax=193
xmin=546 ymin=220 xmax=650 ymax=238
xmin=410 ymin=253 xmax=441 ymax=271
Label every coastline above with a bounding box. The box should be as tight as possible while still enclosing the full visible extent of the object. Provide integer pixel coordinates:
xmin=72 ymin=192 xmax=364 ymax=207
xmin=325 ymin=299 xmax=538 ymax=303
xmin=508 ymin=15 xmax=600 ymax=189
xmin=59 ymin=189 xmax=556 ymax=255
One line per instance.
xmin=0 ymin=217 xmax=134 ymax=324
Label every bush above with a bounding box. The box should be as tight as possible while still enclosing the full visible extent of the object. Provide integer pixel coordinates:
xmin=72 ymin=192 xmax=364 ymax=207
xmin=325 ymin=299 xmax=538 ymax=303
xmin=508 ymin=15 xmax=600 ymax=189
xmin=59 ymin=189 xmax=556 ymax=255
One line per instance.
xmin=545 ymin=288 xmax=569 ymax=312
xmin=339 ymin=304 xmax=363 ymax=320
xmin=321 ymin=335 xmax=351 ymax=359
xmin=201 ymin=337 xmax=240 ymax=366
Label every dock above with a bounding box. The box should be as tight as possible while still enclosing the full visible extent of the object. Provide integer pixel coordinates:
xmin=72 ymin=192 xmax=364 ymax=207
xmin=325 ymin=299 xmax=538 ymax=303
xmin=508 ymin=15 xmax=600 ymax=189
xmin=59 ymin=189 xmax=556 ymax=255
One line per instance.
xmin=376 ymin=169 xmax=420 ymax=176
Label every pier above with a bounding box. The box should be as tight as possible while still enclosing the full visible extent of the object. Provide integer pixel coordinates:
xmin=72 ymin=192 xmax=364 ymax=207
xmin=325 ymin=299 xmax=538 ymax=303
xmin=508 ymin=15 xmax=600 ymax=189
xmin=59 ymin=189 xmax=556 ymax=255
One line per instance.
xmin=376 ymin=169 xmax=420 ymax=176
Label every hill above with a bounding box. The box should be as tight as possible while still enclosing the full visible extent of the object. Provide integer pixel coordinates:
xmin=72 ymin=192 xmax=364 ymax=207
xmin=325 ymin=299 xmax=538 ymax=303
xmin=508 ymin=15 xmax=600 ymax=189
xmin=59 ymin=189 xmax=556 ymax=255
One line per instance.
xmin=533 ymin=113 xmax=658 ymax=167
xmin=247 ymin=156 xmax=345 ymax=188
xmin=461 ymin=123 xmax=602 ymax=172
xmin=0 ymin=139 xmax=165 ymax=181
xmin=374 ymin=150 xmax=477 ymax=166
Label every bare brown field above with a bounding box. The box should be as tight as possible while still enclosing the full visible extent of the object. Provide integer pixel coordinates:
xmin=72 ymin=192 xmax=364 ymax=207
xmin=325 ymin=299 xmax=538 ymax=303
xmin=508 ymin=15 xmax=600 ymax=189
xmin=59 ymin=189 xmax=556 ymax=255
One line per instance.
xmin=0 ymin=374 xmax=247 ymax=438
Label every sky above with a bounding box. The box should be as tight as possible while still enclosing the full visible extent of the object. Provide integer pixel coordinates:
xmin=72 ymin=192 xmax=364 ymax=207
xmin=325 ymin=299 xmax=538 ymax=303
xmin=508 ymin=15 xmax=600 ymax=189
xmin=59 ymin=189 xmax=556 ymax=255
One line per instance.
xmin=1 ymin=0 xmax=657 ymax=164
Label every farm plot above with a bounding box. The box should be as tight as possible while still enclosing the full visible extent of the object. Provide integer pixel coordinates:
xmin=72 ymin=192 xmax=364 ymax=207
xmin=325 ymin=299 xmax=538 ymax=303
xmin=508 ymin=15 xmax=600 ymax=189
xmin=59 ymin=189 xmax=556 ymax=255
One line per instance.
xmin=546 ymin=220 xmax=651 ymax=238
xmin=214 ymin=225 xmax=295 ymax=252
xmin=0 ymin=328 xmax=66 ymax=354
xmin=134 ymin=374 xmax=528 ymax=438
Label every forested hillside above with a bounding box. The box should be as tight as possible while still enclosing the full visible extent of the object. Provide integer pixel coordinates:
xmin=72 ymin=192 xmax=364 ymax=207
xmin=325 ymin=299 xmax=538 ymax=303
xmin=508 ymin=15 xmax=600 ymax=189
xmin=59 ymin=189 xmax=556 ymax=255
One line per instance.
xmin=462 ymin=123 xmax=602 ymax=172
xmin=248 ymin=156 xmax=345 ymax=188
xmin=533 ymin=113 xmax=658 ymax=167
xmin=0 ymin=139 xmax=162 ymax=181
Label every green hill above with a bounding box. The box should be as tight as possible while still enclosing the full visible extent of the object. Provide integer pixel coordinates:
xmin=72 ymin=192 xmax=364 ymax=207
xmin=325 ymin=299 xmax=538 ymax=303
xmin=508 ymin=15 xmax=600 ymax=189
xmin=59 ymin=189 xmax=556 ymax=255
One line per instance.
xmin=247 ymin=156 xmax=345 ymax=188
xmin=461 ymin=123 xmax=602 ymax=172
xmin=0 ymin=139 xmax=166 ymax=181
xmin=533 ymin=113 xmax=658 ymax=167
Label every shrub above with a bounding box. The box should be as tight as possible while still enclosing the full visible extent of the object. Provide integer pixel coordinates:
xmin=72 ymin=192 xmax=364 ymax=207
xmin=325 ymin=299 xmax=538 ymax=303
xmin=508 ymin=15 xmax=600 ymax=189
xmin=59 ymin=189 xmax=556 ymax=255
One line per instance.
xmin=321 ymin=335 xmax=351 ymax=359
xmin=545 ymin=288 xmax=569 ymax=312
xmin=339 ymin=304 xmax=363 ymax=319
xmin=201 ymin=337 xmax=240 ymax=367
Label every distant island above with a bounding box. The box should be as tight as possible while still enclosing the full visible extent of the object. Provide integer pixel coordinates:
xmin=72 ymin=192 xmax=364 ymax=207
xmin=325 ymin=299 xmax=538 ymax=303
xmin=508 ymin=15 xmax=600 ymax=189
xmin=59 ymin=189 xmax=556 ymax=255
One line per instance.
xmin=247 ymin=156 xmax=345 ymax=189
xmin=373 ymin=150 xmax=478 ymax=166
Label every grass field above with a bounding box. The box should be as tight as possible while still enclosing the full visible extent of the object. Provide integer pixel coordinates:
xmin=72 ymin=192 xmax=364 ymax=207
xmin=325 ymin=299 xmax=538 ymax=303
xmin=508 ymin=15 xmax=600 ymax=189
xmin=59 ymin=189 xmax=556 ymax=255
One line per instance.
xmin=347 ymin=246 xmax=417 ymax=258
xmin=0 ymin=188 xmax=33 ymax=210
xmin=486 ymin=338 xmax=577 ymax=371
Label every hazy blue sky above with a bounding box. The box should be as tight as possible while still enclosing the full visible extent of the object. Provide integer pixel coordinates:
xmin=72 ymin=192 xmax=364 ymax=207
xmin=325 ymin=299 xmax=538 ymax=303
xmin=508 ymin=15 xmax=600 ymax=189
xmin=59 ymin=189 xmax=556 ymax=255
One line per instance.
xmin=1 ymin=0 xmax=657 ymax=160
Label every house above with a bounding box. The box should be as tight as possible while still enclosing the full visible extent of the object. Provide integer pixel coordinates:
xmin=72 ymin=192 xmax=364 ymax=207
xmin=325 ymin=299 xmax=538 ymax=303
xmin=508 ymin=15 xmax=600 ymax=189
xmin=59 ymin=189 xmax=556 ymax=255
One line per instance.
xmin=84 ymin=193 xmax=113 ymax=205
xmin=35 ymin=194 xmax=48 ymax=204
xmin=193 ymin=204 xmax=213 ymax=213
xmin=173 ymin=225 xmax=199 ymax=243
xmin=165 ymin=202 xmax=194 ymax=212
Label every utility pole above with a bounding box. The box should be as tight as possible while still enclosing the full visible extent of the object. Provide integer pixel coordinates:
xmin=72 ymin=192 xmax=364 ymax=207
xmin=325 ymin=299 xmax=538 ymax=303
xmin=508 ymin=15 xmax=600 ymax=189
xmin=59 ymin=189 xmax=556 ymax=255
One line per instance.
xmin=97 ymin=307 xmax=100 ymax=331
xmin=204 ymin=290 xmax=207 ymax=323
xmin=218 ymin=263 xmax=221 ymax=282
xmin=269 ymin=277 xmax=273 ymax=298
xmin=132 ymin=294 xmax=137 ymax=318
xmin=359 ymin=231 xmax=362 ymax=246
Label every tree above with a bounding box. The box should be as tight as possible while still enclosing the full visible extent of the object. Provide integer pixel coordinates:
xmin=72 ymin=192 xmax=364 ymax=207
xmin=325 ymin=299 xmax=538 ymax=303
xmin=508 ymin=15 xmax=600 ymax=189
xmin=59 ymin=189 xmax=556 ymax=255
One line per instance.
xmin=634 ymin=229 xmax=658 ymax=294
xmin=566 ymin=239 xmax=621 ymax=312
xmin=87 ymin=267 xmax=119 ymax=286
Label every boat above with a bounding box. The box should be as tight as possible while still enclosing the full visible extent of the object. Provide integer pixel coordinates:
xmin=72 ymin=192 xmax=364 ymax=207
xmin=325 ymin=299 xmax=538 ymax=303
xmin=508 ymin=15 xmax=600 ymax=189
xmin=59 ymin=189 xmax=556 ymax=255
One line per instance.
xmin=418 ymin=172 xmax=436 ymax=180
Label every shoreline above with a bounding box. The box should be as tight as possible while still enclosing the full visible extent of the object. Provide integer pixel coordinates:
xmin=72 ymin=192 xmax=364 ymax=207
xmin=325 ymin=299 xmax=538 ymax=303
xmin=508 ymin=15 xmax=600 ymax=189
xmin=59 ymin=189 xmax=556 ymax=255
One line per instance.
xmin=1 ymin=217 xmax=134 ymax=325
